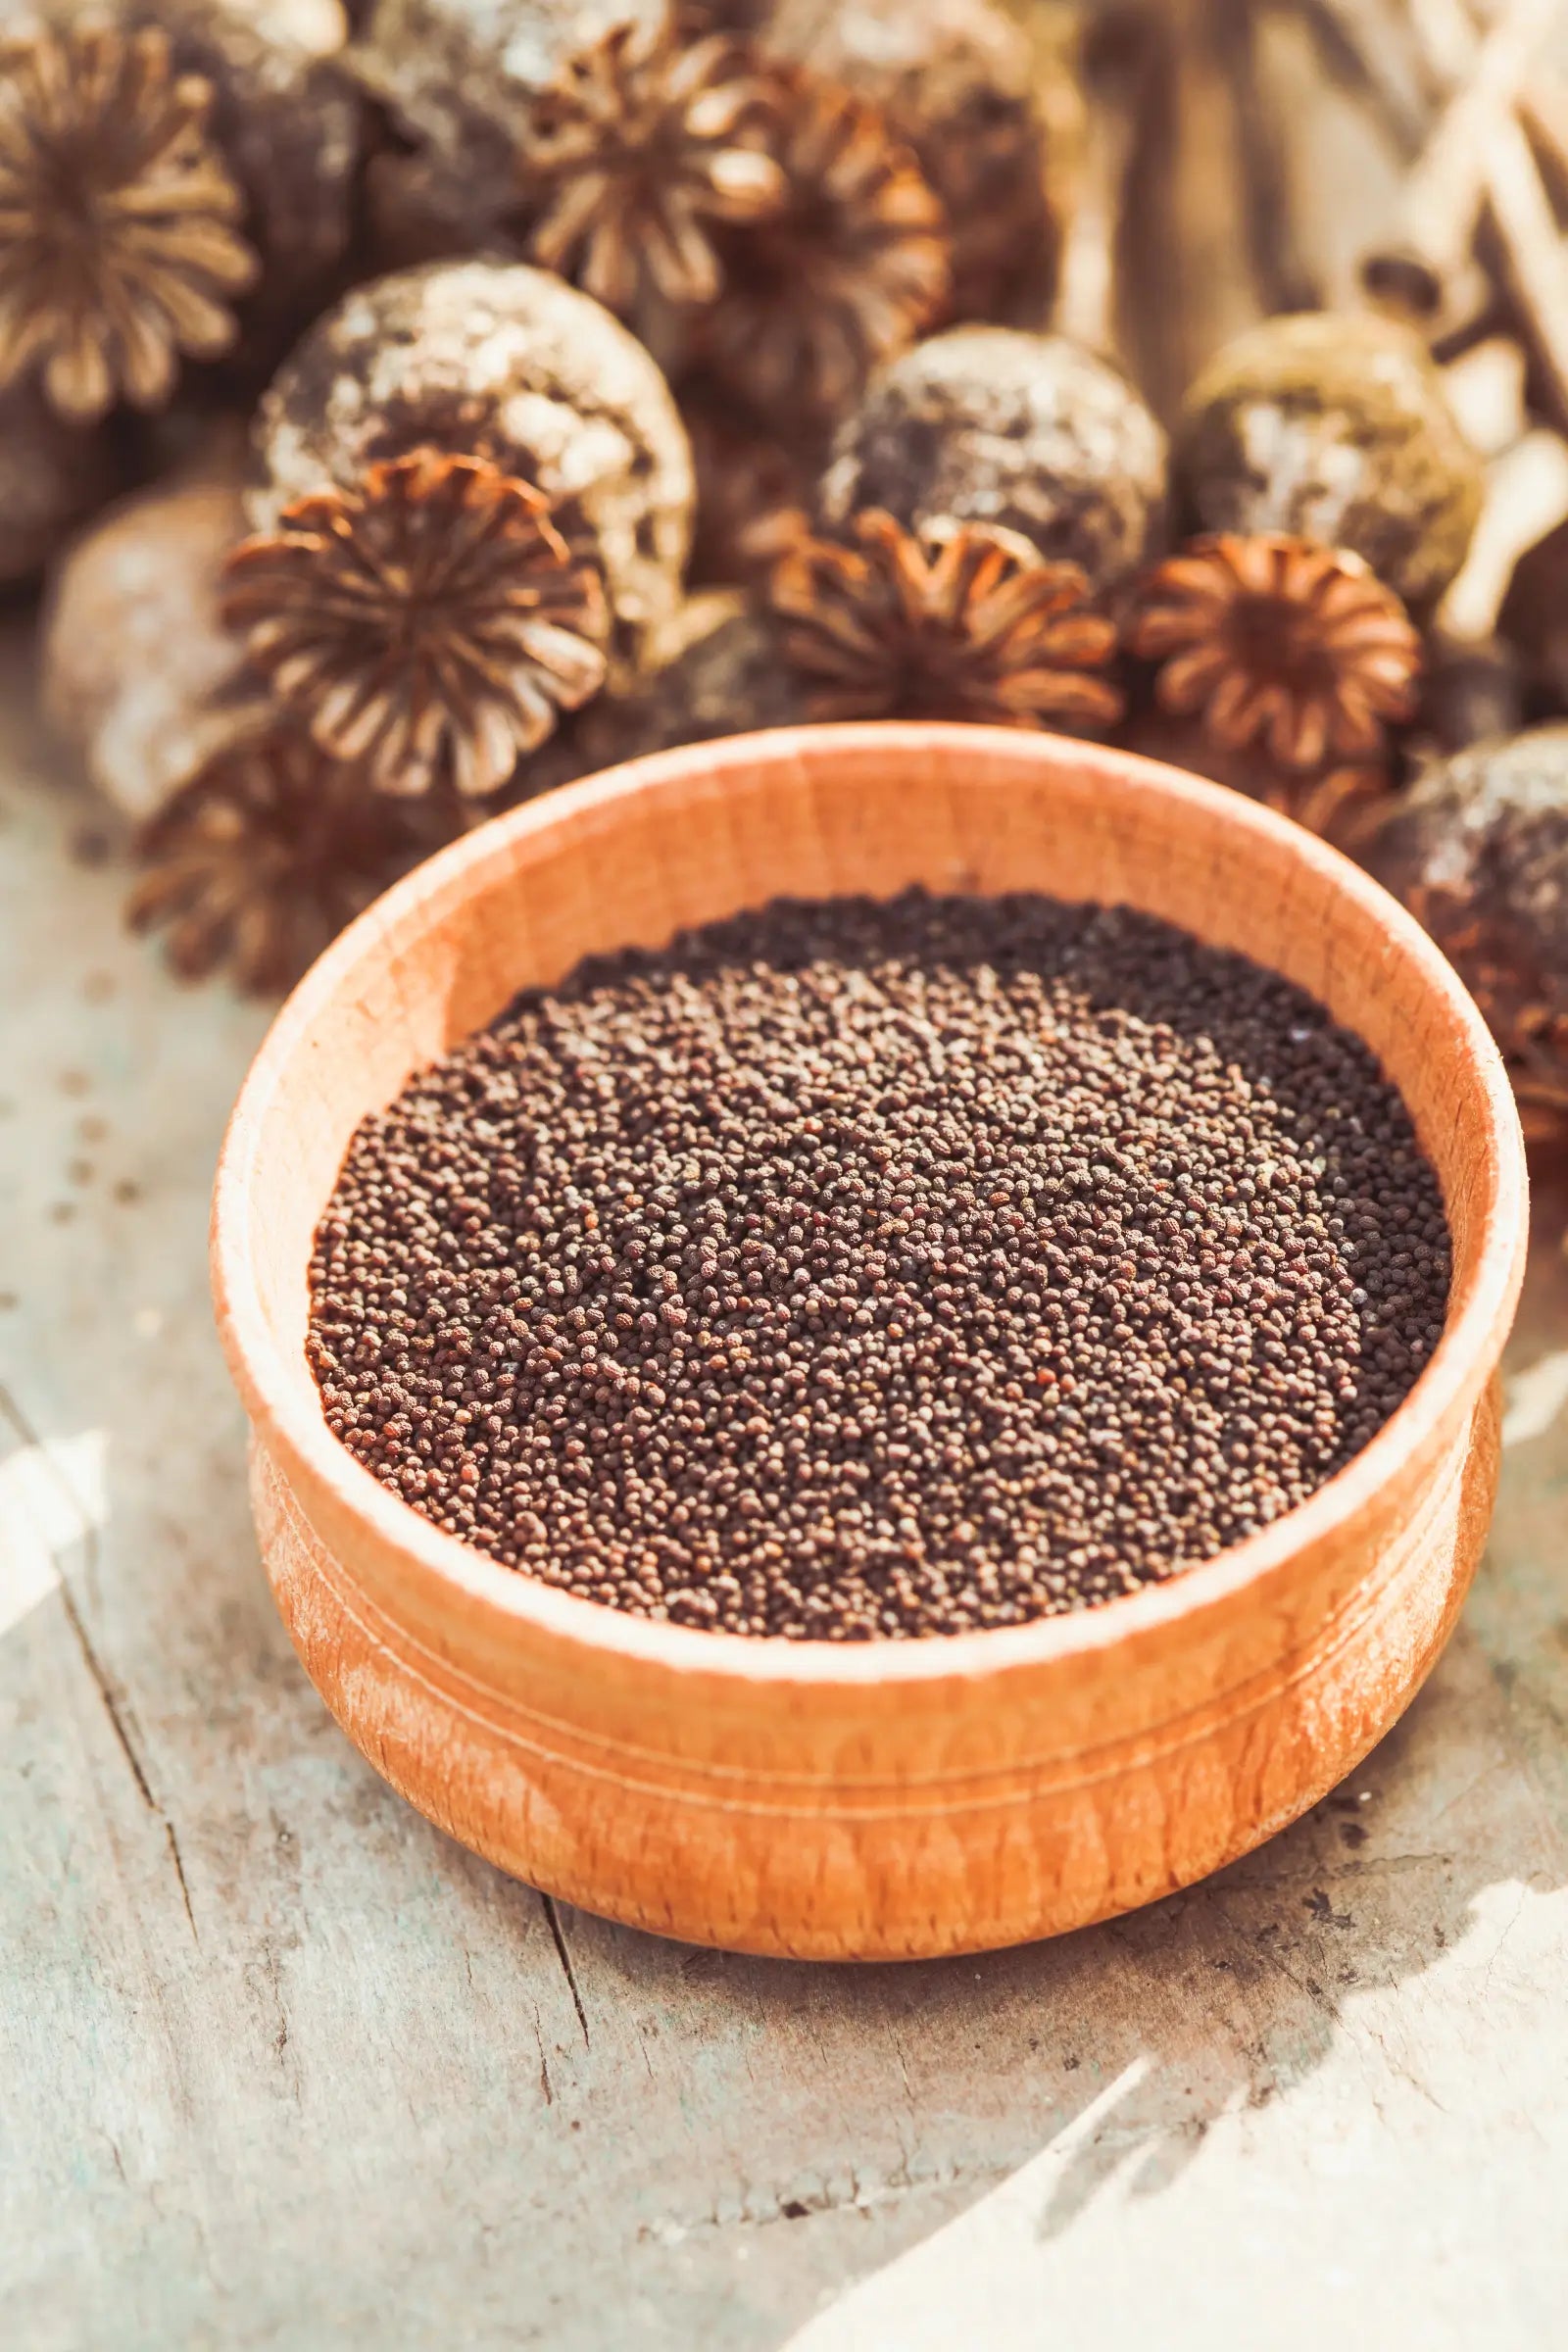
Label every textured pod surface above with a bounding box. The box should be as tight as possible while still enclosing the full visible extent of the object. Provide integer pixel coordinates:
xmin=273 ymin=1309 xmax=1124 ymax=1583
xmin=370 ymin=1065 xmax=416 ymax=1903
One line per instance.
xmin=248 ymin=261 xmax=694 ymax=652
xmin=1359 ymin=729 xmax=1568 ymax=1137
xmin=506 ymin=605 xmax=805 ymax=802
xmin=572 ymin=606 xmax=806 ymax=765
xmin=682 ymin=387 xmax=817 ymax=586
xmin=818 ymin=328 xmax=1167 ymax=591
xmin=758 ymin=0 xmax=1058 ymax=316
xmin=1499 ymin=518 xmax=1568 ymax=712
xmin=132 ymin=0 xmax=363 ymax=336
xmin=40 ymin=475 xmax=251 ymax=823
xmin=1176 ymin=314 xmax=1484 ymax=614
xmin=350 ymin=0 xmax=664 ymax=238
xmin=1362 ymin=731 xmax=1568 ymax=989
xmin=0 ymin=386 xmax=117 ymax=587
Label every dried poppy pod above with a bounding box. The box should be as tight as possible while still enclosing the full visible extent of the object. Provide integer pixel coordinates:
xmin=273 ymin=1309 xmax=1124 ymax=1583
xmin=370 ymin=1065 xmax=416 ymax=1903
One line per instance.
xmin=1358 ymin=727 xmax=1568 ymax=1146
xmin=224 ymin=450 xmax=611 ymax=802
xmin=1126 ymin=534 xmax=1422 ymax=777
xmin=757 ymin=0 xmax=1063 ymax=319
xmin=770 ymin=510 xmax=1123 ymax=729
xmin=247 ymin=261 xmax=695 ymax=660
xmin=475 ymin=599 xmax=801 ymax=805
xmin=695 ymin=66 xmax=951 ymax=431
xmin=40 ymin=472 xmax=253 ymax=822
xmin=516 ymin=17 xmax=787 ymax=336
xmin=557 ymin=603 xmax=808 ymax=781
xmin=1115 ymin=709 xmax=1394 ymax=851
xmin=128 ymin=718 xmax=453 ymax=995
xmin=0 ymin=7 xmax=361 ymax=420
xmin=0 ymin=19 xmax=257 ymax=422
xmin=0 ymin=384 xmax=118 ymax=586
xmin=818 ymin=327 xmax=1167 ymax=593
xmin=140 ymin=0 xmax=362 ymax=343
xmin=1175 ymin=313 xmax=1484 ymax=615
xmin=349 ymin=0 xmax=665 ymax=246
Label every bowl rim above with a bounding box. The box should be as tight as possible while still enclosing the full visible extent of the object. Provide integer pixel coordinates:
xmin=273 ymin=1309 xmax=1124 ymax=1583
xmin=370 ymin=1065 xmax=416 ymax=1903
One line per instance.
xmin=212 ymin=721 xmax=1530 ymax=1690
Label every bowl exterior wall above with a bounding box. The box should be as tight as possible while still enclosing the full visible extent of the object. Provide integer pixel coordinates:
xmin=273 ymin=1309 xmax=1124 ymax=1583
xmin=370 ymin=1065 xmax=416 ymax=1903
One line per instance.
xmin=254 ymin=1386 xmax=1498 ymax=1960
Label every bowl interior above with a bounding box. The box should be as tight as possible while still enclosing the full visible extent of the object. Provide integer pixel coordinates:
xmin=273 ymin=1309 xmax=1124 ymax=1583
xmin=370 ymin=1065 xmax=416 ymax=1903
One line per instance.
xmin=217 ymin=724 xmax=1527 ymax=1663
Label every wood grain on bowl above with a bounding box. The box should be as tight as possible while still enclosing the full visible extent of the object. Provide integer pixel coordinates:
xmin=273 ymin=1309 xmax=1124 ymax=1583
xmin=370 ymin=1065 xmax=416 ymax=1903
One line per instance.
xmin=212 ymin=725 xmax=1529 ymax=1960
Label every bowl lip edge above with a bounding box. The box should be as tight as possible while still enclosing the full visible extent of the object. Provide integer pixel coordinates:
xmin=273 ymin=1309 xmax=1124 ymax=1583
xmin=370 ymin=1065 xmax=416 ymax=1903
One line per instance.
xmin=211 ymin=720 xmax=1532 ymax=1690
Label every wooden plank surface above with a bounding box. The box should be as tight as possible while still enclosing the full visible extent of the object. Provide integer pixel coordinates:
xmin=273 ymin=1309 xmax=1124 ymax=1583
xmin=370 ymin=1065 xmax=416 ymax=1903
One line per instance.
xmin=3 ymin=616 xmax=1567 ymax=2350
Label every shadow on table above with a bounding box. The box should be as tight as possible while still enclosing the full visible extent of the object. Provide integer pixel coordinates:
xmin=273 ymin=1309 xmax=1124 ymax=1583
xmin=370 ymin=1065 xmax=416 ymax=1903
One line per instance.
xmin=548 ymin=1168 xmax=1568 ymax=2309
xmin=578 ymin=1626 xmax=1565 ymax=2227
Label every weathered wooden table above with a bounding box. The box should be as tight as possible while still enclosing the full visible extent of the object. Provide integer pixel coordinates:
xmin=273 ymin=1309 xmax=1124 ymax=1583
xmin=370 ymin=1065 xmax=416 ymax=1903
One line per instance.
xmin=4 ymin=622 xmax=1567 ymax=2349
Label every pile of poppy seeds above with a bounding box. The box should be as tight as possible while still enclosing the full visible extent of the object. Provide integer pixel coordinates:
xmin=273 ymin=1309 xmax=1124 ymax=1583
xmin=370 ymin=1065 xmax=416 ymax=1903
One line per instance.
xmin=308 ymin=889 xmax=1451 ymax=1640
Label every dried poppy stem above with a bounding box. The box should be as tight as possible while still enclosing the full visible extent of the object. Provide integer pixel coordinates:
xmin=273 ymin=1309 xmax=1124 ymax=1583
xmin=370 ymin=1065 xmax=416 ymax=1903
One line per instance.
xmin=1214 ymin=0 xmax=1321 ymax=318
xmin=1050 ymin=7 xmax=1150 ymax=361
xmin=1441 ymin=424 xmax=1568 ymax=645
xmin=1480 ymin=117 xmax=1568 ymax=437
xmin=1429 ymin=290 xmax=1514 ymax=367
xmin=1156 ymin=0 xmax=1267 ymax=403
xmin=1359 ymin=0 xmax=1561 ymax=318
xmin=1290 ymin=0 xmax=1433 ymax=157
xmin=1360 ymin=0 xmax=1568 ymax=434
xmin=1517 ymin=76 xmax=1568 ymax=217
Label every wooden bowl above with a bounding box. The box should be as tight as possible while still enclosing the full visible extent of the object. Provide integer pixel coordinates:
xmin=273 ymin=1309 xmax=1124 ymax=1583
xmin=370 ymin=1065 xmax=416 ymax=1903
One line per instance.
xmin=213 ymin=725 xmax=1529 ymax=1960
